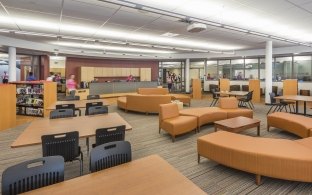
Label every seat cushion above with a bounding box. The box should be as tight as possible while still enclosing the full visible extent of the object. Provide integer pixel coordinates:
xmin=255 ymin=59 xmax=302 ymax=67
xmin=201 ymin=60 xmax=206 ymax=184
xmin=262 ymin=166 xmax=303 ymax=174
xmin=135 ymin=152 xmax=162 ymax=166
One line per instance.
xmin=221 ymin=108 xmax=253 ymax=119
xmin=117 ymin=97 xmax=127 ymax=109
xmin=180 ymin=107 xmax=227 ymax=126
xmin=162 ymin=116 xmax=197 ymax=136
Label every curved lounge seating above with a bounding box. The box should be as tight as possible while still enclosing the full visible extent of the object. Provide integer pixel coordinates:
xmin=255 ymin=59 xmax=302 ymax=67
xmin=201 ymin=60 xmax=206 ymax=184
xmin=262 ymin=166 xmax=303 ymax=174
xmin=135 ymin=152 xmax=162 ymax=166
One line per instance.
xmin=198 ymin=131 xmax=312 ymax=184
xmin=117 ymin=94 xmax=172 ymax=114
xmin=267 ymin=112 xmax=312 ymax=138
xmin=180 ymin=97 xmax=253 ymax=130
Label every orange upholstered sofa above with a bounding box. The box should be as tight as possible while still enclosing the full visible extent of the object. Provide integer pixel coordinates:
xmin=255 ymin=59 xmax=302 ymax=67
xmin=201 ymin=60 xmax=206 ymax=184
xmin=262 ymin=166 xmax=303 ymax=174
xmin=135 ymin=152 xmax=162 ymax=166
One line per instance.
xmin=180 ymin=97 xmax=253 ymax=130
xmin=117 ymin=94 xmax=172 ymax=114
xmin=267 ymin=112 xmax=312 ymax=138
xmin=198 ymin=131 xmax=312 ymax=184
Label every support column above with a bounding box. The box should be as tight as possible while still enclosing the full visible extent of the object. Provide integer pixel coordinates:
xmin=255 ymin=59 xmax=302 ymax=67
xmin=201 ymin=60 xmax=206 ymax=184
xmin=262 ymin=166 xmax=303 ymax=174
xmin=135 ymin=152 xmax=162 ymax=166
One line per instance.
xmin=8 ymin=47 xmax=16 ymax=82
xmin=265 ymin=41 xmax=273 ymax=104
xmin=185 ymin=58 xmax=190 ymax=93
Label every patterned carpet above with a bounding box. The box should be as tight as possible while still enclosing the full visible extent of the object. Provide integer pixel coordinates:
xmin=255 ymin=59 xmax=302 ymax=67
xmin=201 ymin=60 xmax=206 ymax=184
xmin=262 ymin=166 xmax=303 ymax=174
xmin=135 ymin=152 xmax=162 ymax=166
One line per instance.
xmin=1 ymin=97 xmax=312 ymax=194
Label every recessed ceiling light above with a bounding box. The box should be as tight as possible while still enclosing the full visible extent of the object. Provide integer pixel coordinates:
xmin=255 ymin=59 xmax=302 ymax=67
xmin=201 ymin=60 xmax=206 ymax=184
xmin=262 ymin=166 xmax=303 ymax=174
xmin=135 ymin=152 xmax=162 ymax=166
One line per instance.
xmin=161 ymin=32 xmax=179 ymax=37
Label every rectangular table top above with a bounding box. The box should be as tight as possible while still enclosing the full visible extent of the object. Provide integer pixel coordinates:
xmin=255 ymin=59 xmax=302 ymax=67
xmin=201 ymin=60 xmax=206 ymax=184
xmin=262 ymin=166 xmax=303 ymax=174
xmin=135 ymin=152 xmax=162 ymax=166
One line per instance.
xmin=24 ymin=155 xmax=206 ymax=195
xmin=216 ymin=91 xmax=248 ymax=96
xmin=274 ymin=95 xmax=312 ymax=102
xmin=214 ymin=116 xmax=260 ymax=129
xmin=46 ymin=99 xmax=109 ymax=110
xmin=11 ymin=113 xmax=131 ymax=148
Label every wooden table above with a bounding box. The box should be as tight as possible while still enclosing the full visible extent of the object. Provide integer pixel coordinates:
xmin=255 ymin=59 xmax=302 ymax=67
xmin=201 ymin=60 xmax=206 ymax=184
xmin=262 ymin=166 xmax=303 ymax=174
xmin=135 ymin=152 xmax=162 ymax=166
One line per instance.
xmin=23 ymin=155 xmax=206 ymax=195
xmin=214 ymin=116 xmax=261 ymax=136
xmin=216 ymin=91 xmax=248 ymax=97
xmin=11 ymin=113 xmax=131 ymax=148
xmin=46 ymin=99 xmax=109 ymax=110
xmin=275 ymin=95 xmax=312 ymax=115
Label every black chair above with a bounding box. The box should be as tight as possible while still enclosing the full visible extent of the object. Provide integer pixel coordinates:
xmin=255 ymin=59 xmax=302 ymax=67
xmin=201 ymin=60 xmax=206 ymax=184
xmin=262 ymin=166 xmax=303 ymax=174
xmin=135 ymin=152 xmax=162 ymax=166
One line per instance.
xmin=267 ymin=92 xmax=286 ymax=114
xmin=85 ymin=102 xmax=103 ymax=115
xmin=64 ymin=96 xmax=80 ymax=101
xmin=50 ymin=109 xmax=74 ymax=119
xmin=92 ymin=125 xmax=126 ymax=148
xmin=87 ymin=95 xmax=100 ymax=100
xmin=210 ymin=88 xmax=219 ymax=107
xmin=88 ymin=106 xmax=108 ymax=115
xmin=2 ymin=156 xmax=64 ymax=195
xmin=56 ymin=103 xmax=81 ymax=116
xmin=90 ymin=141 xmax=131 ymax=173
xmin=41 ymin=131 xmax=83 ymax=176
xmin=230 ymin=85 xmax=241 ymax=91
xmin=238 ymin=91 xmax=254 ymax=109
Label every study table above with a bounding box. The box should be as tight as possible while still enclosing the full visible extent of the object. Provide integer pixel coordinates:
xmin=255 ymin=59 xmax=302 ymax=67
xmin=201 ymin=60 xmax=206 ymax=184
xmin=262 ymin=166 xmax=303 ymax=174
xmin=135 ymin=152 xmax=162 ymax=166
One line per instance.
xmin=11 ymin=113 xmax=131 ymax=148
xmin=46 ymin=99 xmax=109 ymax=110
xmin=23 ymin=155 xmax=206 ymax=195
xmin=216 ymin=91 xmax=248 ymax=97
xmin=274 ymin=95 xmax=312 ymax=115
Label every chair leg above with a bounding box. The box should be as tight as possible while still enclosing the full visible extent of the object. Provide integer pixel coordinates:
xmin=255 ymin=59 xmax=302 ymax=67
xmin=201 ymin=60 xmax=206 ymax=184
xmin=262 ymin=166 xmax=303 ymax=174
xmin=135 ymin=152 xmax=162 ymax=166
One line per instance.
xmin=250 ymin=101 xmax=255 ymax=109
xmin=285 ymin=105 xmax=288 ymax=113
xmin=273 ymin=105 xmax=279 ymax=112
xmin=79 ymin=152 xmax=83 ymax=176
xmin=159 ymin=127 xmax=161 ymax=134
xmin=267 ymin=106 xmax=274 ymax=115
xmin=247 ymin=102 xmax=253 ymax=109
xmin=288 ymin=104 xmax=292 ymax=113
xmin=171 ymin=135 xmax=175 ymax=142
xmin=198 ymin=154 xmax=200 ymax=163
xmin=210 ymin=99 xmax=215 ymax=107
xmin=86 ymin=138 xmax=89 ymax=153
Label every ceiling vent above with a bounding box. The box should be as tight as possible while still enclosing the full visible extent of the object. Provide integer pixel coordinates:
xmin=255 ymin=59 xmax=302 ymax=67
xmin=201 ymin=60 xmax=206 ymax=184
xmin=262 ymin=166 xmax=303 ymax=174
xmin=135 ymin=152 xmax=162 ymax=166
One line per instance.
xmin=187 ymin=23 xmax=207 ymax=33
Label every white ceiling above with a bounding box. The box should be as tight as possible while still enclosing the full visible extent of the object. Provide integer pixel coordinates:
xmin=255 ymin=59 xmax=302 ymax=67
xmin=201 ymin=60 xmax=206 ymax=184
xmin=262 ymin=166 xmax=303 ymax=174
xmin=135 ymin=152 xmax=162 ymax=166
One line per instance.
xmin=0 ymin=0 xmax=311 ymax=58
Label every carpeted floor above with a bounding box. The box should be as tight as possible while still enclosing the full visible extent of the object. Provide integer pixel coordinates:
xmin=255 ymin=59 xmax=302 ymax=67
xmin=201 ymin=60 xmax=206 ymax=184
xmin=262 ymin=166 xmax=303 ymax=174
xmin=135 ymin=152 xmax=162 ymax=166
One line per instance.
xmin=1 ymin=97 xmax=312 ymax=194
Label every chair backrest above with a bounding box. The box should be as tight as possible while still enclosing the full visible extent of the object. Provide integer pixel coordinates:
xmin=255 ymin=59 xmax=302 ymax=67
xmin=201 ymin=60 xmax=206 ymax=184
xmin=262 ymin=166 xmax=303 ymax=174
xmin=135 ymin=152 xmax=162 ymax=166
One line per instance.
xmin=95 ymin=125 xmax=125 ymax=146
xmin=55 ymin=104 xmax=76 ymax=114
xmin=211 ymin=88 xmax=219 ymax=98
xmin=2 ymin=156 xmax=64 ymax=195
xmin=90 ymin=141 xmax=131 ymax=173
xmin=246 ymin=91 xmax=253 ymax=101
xmin=85 ymin=102 xmax=104 ymax=115
xmin=159 ymin=103 xmax=179 ymax=122
xmin=41 ymin=131 xmax=80 ymax=162
xmin=219 ymin=97 xmax=238 ymax=109
xmin=269 ymin=92 xmax=276 ymax=104
xmin=88 ymin=105 xmax=108 ymax=115
xmin=50 ymin=109 xmax=74 ymax=119
xmin=63 ymin=96 xmax=80 ymax=101
xmin=87 ymin=95 xmax=100 ymax=100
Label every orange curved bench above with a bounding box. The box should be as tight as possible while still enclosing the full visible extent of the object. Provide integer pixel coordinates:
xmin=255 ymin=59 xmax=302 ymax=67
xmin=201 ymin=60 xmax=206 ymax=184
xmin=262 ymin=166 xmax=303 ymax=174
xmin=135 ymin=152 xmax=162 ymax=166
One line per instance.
xmin=198 ymin=131 xmax=312 ymax=184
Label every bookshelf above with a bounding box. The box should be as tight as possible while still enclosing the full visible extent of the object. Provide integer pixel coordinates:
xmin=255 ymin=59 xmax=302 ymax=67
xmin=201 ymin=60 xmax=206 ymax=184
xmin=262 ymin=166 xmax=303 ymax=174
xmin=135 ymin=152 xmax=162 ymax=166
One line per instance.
xmin=10 ymin=81 xmax=57 ymax=117
xmin=0 ymin=84 xmax=16 ymax=131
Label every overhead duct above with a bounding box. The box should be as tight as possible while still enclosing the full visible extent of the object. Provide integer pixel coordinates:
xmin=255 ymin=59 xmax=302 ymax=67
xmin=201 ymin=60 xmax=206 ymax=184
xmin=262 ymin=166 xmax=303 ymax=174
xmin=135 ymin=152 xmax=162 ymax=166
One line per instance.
xmin=187 ymin=23 xmax=207 ymax=33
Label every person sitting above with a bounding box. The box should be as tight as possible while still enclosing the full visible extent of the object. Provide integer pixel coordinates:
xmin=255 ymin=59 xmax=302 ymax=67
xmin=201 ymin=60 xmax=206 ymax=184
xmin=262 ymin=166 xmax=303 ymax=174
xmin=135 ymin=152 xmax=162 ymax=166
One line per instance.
xmin=46 ymin=72 xmax=55 ymax=81
xmin=127 ymin=74 xmax=134 ymax=82
xmin=26 ymin=72 xmax=37 ymax=81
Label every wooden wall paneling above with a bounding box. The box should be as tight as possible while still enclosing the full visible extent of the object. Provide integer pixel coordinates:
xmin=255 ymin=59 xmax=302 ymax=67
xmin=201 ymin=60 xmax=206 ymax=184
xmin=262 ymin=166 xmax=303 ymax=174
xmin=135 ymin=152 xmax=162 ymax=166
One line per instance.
xmin=121 ymin=68 xmax=127 ymax=77
xmin=219 ymin=79 xmax=230 ymax=91
xmin=249 ymin=79 xmax=260 ymax=103
xmin=145 ymin=68 xmax=151 ymax=81
xmin=0 ymin=84 xmax=16 ymax=131
xmin=131 ymin=68 xmax=140 ymax=76
xmin=283 ymin=79 xmax=298 ymax=95
xmin=43 ymin=82 xmax=57 ymax=117
xmin=106 ymin=68 xmax=113 ymax=77
xmin=94 ymin=67 xmax=103 ymax=77
xmin=192 ymin=79 xmax=202 ymax=99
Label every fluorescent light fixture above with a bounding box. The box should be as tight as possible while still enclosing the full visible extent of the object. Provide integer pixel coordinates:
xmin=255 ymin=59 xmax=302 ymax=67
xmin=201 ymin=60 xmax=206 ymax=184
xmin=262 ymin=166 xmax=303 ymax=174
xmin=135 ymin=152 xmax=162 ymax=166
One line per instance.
xmin=249 ymin=31 xmax=269 ymax=37
xmin=161 ymin=32 xmax=179 ymax=37
xmin=223 ymin=25 xmax=248 ymax=33
xmin=49 ymin=56 xmax=66 ymax=60
xmin=52 ymin=41 xmax=175 ymax=54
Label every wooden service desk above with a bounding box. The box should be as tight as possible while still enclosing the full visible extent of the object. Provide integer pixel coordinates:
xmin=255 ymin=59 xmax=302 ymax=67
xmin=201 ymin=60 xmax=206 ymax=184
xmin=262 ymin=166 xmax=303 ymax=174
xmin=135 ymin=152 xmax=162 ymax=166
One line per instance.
xmin=23 ymin=155 xmax=206 ymax=195
xmin=275 ymin=95 xmax=312 ymax=115
xmin=46 ymin=99 xmax=109 ymax=110
xmin=11 ymin=113 xmax=131 ymax=148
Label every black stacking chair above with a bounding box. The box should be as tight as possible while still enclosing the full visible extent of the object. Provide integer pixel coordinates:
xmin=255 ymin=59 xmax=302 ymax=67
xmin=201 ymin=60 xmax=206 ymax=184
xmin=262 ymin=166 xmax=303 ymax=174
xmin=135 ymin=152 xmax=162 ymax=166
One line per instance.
xmin=210 ymin=88 xmax=219 ymax=107
xmin=64 ymin=96 xmax=80 ymax=101
xmin=267 ymin=92 xmax=288 ymax=114
xmin=88 ymin=106 xmax=108 ymax=115
xmin=2 ymin=156 xmax=64 ymax=195
xmin=90 ymin=141 xmax=131 ymax=173
xmin=56 ymin=103 xmax=81 ymax=116
xmin=85 ymin=102 xmax=103 ymax=115
xmin=87 ymin=95 xmax=100 ymax=100
xmin=238 ymin=91 xmax=254 ymax=109
xmin=50 ymin=109 xmax=74 ymax=119
xmin=41 ymin=131 xmax=83 ymax=176
xmin=92 ymin=125 xmax=126 ymax=148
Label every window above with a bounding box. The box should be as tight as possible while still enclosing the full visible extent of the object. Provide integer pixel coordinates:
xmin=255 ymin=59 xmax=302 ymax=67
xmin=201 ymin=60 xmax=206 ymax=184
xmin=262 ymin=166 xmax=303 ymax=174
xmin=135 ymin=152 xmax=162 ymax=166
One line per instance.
xmin=274 ymin=57 xmax=292 ymax=80
xmin=206 ymin=61 xmax=217 ymax=80
xmin=218 ymin=60 xmax=231 ymax=79
xmin=231 ymin=59 xmax=244 ymax=80
xmin=294 ymin=56 xmax=312 ymax=81
xmin=245 ymin=59 xmax=258 ymax=80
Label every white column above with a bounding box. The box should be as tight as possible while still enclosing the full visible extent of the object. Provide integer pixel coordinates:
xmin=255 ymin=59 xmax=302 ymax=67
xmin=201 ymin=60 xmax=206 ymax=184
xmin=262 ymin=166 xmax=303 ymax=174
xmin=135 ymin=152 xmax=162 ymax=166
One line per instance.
xmin=8 ymin=46 xmax=16 ymax=81
xmin=265 ymin=41 xmax=273 ymax=104
xmin=185 ymin=58 xmax=190 ymax=93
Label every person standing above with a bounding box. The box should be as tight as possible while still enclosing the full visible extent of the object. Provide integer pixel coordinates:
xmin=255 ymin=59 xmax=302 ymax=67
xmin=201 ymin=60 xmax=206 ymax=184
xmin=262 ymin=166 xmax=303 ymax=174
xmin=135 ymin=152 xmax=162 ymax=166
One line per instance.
xmin=167 ymin=76 xmax=173 ymax=92
xmin=66 ymin=74 xmax=78 ymax=97
xmin=46 ymin=72 xmax=55 ymax=81
xmin=2 ymin=71 xmax=9 ymax=84
xmin=26 ymin=72 xmax=36 ymax=81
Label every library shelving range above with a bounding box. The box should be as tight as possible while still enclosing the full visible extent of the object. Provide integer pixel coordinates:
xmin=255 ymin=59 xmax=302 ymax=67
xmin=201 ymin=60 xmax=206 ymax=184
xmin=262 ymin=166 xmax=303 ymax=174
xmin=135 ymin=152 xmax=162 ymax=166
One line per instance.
xmin=10 ymin=81 xmax=57 ymax=117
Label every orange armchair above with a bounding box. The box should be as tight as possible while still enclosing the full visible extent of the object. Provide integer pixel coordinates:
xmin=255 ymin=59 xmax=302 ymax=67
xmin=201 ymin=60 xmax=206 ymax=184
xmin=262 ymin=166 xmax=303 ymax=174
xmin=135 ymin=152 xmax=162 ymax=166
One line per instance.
xmin=159 ymin=103 xmax=197 ymax=142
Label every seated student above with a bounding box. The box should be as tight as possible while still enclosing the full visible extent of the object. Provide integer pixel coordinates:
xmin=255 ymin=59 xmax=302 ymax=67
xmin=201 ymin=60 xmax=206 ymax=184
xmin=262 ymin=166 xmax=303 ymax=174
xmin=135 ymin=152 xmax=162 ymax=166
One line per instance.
xmin=26 ymin=72 xmax=36 ymax=81
xmin=46 ymin=72 xmax=55 ymax=81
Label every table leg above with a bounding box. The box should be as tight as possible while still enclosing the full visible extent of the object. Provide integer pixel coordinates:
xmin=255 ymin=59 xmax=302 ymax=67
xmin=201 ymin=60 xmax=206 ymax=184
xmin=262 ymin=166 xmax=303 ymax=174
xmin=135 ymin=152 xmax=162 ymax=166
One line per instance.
xmin=257 ymin=125 xmax=260 ymax=136
xmin=304 ymin=101 xmax=307 ymax=115
xmin=296 ymin=101 xmax=299 ymax=114
xmin=86 ymin=138 xmax=89 ymax=154
xmin=214 ymin=126 xmax=218 ymax=132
